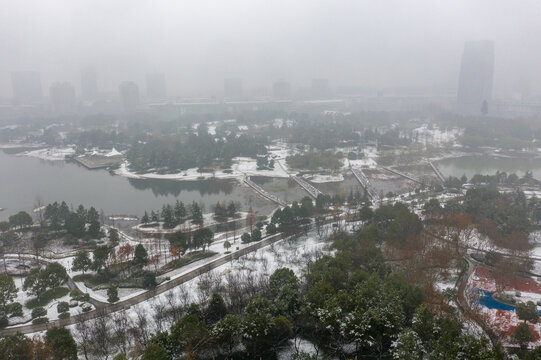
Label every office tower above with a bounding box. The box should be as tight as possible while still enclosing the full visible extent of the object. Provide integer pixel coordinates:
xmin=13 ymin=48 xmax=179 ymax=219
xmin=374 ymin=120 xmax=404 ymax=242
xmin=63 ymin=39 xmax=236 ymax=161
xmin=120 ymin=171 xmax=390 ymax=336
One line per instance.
xmin=224 ymin=78 xmax=243 ymax=99
xmin=272 ymin=80 xmax=291 ymax=99
xmin=119 ymin=81 xmax=140 ymax=112
xmin=457 ymin=40 xmax=494 ymax=113
xmin=146 ymin=73 xmax=166 ymax=100
xmin=80 ymin=67 xmax=98 ymax=100
xmin=50 ymin=82 xmax=76 ymax=114
xmin=10 ymin=71 xmax=43 ymax=103
xmin=311 ymin=78 xmax=331 ymax=99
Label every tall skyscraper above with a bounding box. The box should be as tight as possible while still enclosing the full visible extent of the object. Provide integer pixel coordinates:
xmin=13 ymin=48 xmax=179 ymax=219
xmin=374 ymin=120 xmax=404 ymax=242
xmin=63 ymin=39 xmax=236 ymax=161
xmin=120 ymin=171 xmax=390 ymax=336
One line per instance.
xmin=119 ymin=81 xmax=140 ymax=112
xmin=224 ymin=79 xmax=243 ymax=99
xmin=10 ymin=71 xmax=43 ymax=103
xmin=146 ymin=73 xmax=166 ymax=100
xmin=50 ymin=82 xmax=76 ymax=114
xmin=457 ymin=40 xmax=494 ymax=113
xmin=272 ymin=80 xmax=291 ymax=99
xmin=311 ymin=78 xmax=331 ymax=99
xmin=80 ymin=67 xmax=98 ymax=100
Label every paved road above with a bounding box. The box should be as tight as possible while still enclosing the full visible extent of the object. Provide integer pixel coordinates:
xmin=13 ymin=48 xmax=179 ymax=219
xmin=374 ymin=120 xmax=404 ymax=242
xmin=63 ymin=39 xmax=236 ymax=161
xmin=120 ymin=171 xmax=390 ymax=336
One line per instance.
xmin=0 ymin=230 xmax=298 ymax=336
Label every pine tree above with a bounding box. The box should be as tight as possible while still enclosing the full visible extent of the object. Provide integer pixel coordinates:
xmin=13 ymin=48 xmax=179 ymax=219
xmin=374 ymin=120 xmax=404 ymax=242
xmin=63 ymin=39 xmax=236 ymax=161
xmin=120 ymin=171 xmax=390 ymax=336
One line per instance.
xmin=132 ymin=244 xmax=149 ymax=269
xmin=174 ymin=200 xmax=186 ymax=220
xmin=141 ymin=211 xmax=150 ymax=224
xmin=191 ymin=202 xmax=203 ymax=223
xmin=162 ymin=205 xmax=177 ymax=229
xmin=107 ymin=285 xmax=119 ymax=303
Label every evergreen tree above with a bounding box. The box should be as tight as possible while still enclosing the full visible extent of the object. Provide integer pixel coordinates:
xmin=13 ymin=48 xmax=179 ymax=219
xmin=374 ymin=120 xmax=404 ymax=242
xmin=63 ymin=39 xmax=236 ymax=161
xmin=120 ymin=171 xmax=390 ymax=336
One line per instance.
xmin=227 ymin=201 xmax=237 ymax=217
xmin=45 ymin=327 xmax=77 ymax=360
xmin=174 ymin=200 xmax=186 ymax=220
xmin=191 ymin=202 xmax=203 ymax=223
xmin=162 ymin=205 xmax=177 ymax=229
xmin=107 ymin=285 xmax=119 ymax=303
xmin=0 ymin=275 xmax=17 ymax=318
xmin=512 ymin=322 xmax=535 ymax=350
xmin=251 ymin=228 xmax=262 ymax=242
xmin=133 ymin=244 xmax=149 ymax=268
xmin=72 ymin=251 xmax=91 ymax=273
xmin=109 ymin=228 xmax=120 ymax=245
xmin=141 ymin=211 xmax=150 ymax=224
xmin=241 ymin=232 xmax=251 ymax=243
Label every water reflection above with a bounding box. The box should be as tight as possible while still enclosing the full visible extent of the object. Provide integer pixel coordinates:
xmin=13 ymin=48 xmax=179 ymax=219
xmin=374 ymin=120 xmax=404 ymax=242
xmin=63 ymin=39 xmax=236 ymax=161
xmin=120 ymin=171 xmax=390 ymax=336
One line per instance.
xmin=127 ymin=177 xmax=235 ymax=197
xmin=436 ymin=155 xmax=541 ymax=180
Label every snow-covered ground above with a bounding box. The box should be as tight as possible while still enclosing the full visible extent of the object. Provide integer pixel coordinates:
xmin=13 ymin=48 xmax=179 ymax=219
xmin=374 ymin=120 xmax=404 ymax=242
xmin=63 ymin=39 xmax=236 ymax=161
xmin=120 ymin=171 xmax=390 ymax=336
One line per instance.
xmin=21 ymin=146 xmax=76 ymax=161
xmin=23 ymin=223 xmax=345 ymax=338
xmin=412 ymin=124 xmax=463 ymax=146
xmin=302 ymin=173 xmax=344 ymax=183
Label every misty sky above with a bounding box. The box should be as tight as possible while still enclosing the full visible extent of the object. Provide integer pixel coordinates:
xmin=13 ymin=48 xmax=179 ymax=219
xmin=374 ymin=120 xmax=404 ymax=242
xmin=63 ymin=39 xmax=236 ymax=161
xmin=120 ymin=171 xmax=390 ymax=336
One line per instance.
xmin=1 ymin=0 xmax=540 ymax=98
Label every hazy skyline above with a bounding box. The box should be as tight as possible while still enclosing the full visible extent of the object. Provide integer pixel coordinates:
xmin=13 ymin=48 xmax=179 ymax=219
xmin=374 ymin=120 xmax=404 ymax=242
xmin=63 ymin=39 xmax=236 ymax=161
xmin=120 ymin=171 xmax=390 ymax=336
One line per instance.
xmin=1 ymin=0 xmax=540 ymax=99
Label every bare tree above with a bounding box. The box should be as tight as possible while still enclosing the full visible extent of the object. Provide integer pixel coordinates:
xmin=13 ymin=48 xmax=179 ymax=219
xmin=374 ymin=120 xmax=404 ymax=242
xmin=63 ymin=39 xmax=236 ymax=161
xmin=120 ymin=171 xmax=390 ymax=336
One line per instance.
xmin=164 ymin=290 xmax=184 ymax=325
xmin=74 ymin=313 xmax=93 ymax=360
xmin=197 ymin=270 xmax=223 ymax=303
xmin=150 ymin=297 xmax=168 ymax=333
xmin=111 ymin=310 xmax=132 ymax=356
xmin=132 ymin=305 xmax=151 ymax=347
xmin=91 ymin=309 xmax=112 ymax=360
xmin=34 ymin=196 xmax=45 ymax=228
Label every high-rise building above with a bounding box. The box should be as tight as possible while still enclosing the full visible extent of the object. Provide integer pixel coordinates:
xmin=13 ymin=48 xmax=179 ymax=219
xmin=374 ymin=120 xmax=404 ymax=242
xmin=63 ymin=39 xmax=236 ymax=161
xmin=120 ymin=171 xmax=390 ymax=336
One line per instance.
xmin=272 ymin=80 xmax=291 ymax=99
xmin=224 ymin=79 xmax=243 ymax=99
xmin=146 ymin=73 xmax=166 ymax=100
xmin=50 ymin=82 xmax=76 ymax=114
xmin=80 ymin=67 xmax=98 ymax=100
xmin=457 ymin=40 xmax=494 ymax=113
xmin=11 ymin=71 xmax=43 ymax=103
xmin=119 ymin=81 xmax=140 ymax=112
xmin=311 ymin=78 xmax=331 ymax=99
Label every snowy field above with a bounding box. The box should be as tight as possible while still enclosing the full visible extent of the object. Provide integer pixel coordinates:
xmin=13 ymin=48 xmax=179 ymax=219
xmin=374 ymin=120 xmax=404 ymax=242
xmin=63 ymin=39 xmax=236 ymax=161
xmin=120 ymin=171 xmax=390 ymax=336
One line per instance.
xmin=412 ymin=124 xmax=463 ymax=146
xmin=21 ymin=146 xmax=76 ymax=161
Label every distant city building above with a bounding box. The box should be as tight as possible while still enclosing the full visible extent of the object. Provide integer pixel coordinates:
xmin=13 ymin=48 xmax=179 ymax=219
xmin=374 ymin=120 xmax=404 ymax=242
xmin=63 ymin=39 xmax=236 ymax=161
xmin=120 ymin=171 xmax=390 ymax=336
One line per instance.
xmin=80 ymin=67 xmax=98 ymax=100
xmin=457 ymin=40 xmax=494 ymax=113
xmin=224 ymin=79 xmax=243 ymax=99
xmin=50 ymin=82 xmax=76 ymax=114
xmin=118 ymin=81 xmax=140 ymax=112
xmin=10 ymin=71 xmax=43 ymax=103
xmin=272 ymin=80 xmax=291 ymax=99
xmin=311 ymin=78 xmax=331 ymax=99
xmin=146 ymin=73 xmax=166 ymax=100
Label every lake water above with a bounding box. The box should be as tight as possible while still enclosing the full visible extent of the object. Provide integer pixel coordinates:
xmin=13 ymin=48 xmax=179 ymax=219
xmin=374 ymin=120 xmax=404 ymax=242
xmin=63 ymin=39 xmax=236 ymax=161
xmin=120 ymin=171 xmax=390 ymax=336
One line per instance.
xmin=435 ymin=155 xmax=541 ymax=180
xmin=0 ymin=151 xmax=275 ymax=220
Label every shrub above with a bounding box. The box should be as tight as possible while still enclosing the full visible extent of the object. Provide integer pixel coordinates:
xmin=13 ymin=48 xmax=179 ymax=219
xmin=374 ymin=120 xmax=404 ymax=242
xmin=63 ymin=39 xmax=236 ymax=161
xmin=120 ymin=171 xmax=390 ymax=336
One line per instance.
xmin=142 ymin=273 xmax=157 ymax=289
xmin=241 ymin=232 xmax=251 ymax=243
xmin=69 ymin=288 xmax=83 ymax=298
xmin=107 ymin=286 xmax=119 ymax=303
xmin=0 ymin=317 xmax=8 ymax=328
xmin=81 ymin=304 xmax=92 ymax=312
xmin=57 ymin=302 xmax=69 ymax=313
xmin=32 ymin=317 xmax=49 ymax=325
xmin=58 ymin=312 xmax=70 ymax=319
xmin=26 ymin=287 xmax=70 ymax=309
xmin=31 ymin=307 xmax=47 ymax=319
xmin=7 ymin=302 xmax=23 ymax=317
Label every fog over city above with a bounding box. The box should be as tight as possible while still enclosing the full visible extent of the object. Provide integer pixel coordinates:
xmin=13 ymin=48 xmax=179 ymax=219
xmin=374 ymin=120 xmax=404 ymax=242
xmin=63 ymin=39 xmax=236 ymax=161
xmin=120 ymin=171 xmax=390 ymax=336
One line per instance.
xmin=5 ymin=1 xmax=541 ymax=358
xmin=1 ymin=0 xmax=540 ymax=98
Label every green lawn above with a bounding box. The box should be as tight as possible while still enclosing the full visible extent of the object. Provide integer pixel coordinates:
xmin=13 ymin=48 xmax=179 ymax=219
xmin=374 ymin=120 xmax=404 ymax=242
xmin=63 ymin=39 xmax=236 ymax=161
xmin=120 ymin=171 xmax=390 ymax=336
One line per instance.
xmin=26 ymin=287 xmax=70 ymax=309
